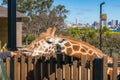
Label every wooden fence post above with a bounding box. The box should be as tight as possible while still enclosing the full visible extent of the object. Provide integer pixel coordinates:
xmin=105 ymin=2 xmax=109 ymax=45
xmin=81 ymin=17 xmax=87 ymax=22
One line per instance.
xmin=5 ymin=57 xmax=11 ymax=78
xmin=103 ymin=56 xmax=108 ymax=80
xmin=81 ymin=55 xmax=87 ymax=80
xmin=73 ymin=58 xmax=78 ymax=80
xmin=14 ymin=56 xmax=18 ymax=80
xmin=90 ymin=55 xmax=95 ymax=80
xmin=57 ymin=54 xmax=63 ymax=80
xmin=27 ymin=56 xmax=33 ymax=80
xmin=112 ymin=55 xmax=118 ymax=80
xmin=21 ymin=56 xmax=25 ymax=80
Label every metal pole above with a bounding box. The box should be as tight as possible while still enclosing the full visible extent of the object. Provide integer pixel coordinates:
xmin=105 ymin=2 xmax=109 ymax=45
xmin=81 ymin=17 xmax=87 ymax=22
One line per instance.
xmin=99 ymin=2 xmax=105 ymax=50
xmin=7 ymin=0 xmax=17 ymax=51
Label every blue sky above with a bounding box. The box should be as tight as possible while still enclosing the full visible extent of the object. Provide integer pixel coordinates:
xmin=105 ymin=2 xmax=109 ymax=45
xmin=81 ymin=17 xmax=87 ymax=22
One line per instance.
xmin=53 ymin=0 xmax=120 ymax=24
xmin=0 ymin=0 xmax=120 ymax=24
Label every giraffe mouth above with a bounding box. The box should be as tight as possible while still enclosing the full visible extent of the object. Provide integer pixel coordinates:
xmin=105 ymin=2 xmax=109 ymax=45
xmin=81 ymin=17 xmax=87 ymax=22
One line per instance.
xmin=56 ymin=44 xmax=61 ymax=53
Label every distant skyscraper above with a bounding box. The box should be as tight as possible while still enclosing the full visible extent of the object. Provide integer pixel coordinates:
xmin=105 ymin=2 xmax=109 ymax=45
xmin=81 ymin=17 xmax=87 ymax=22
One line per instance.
xmin=108 ymin=21 xmax=111 ymax=25
xmin=76 ymin=17 xmax=78 ymax=25
xmin=92 ymin=21 xmax=99 ymax=29
xmin=115 ymin=20 xmax=119 ymax=26
xmin=111 ymin=20 xmax=115 ymax=27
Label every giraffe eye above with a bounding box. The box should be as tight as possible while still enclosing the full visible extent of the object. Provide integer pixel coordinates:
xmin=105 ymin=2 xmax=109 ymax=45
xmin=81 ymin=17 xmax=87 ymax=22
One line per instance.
xmin=46 ymin=41 xmax=52 ymax=44
xmin=59 ymin=39 xmax=66 ymax=43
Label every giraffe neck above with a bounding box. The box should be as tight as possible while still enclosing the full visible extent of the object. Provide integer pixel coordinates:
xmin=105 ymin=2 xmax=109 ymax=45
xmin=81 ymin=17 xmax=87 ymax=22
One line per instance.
xmin=61 ymin=39 xmax=104 ymax=58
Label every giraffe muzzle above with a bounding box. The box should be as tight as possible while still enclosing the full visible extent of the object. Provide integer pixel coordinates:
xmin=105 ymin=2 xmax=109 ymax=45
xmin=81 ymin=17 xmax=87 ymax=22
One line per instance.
xmin=56 ymin=44 xmax=61 ymax=52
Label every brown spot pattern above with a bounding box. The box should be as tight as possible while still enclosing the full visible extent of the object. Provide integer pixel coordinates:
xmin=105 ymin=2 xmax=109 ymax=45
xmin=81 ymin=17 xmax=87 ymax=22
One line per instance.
xmin=62 ymin=47 xmax=65 ymax=50
xmin=73 ymin=53 xmax=82 ymax=58
xmin=73 ymin=45 xmax=80 ymax=51
xmin=82 ymin=46 xmax=88 ymax=50
xmin=89 ymin=50 xmax=93 ymax=54
xmin=45 ymin=49 xmax=48 ymax=52
xmin=64 ymin=42 xmax=71 ymax=47
xmin=80 ymin=48 xmax=86 ymax=53
xmin=66 ymin=48 xmax=72 ymax=55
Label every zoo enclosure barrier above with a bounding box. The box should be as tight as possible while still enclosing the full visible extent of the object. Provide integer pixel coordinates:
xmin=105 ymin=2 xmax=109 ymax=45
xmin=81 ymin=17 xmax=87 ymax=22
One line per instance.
xmin=2 ymin=54 xmax=119 ymax=80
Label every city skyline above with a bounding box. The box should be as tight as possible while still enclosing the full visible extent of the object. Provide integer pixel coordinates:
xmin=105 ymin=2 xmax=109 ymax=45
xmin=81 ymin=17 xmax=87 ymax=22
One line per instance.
xmin=53 ymin=0 xmax=120 ymax=24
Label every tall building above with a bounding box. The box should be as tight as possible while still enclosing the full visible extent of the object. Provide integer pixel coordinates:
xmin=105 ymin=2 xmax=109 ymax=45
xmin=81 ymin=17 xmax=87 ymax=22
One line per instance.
xmin=111 ymin=20 xmax=115 ymax=27
xmin=115 ymin=20 xmax=119 ymax=26
xmin=76 ymin=17 xmax=78 ymax=25
xmin=92 ymin=21 xmax=99 ymax=29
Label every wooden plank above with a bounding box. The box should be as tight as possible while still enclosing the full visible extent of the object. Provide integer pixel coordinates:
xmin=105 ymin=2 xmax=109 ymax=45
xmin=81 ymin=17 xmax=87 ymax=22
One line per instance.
xmin=27 ymin=56 xmax=33 ymax=80
xmin=112 ymin=55 xmax=118 ymax=80
xmin=65 ymin=55 xmax=70 ymax=80
xmin=73 ymin=58 xmax=78 ymax=80
xmin=90 ymin=55 xmax=95 ymax=80
xmin=42 ymin=57 xmax=49 ymax=80
xmin=57 ymin=54 xmax=63 ymax=80
xmin=20 ymin=56 xmax=25 ymax=80
xmin=78 ymin=60 xmax=81 ymax=80
xmin=17 ymin=57 xmax=20 ymax=80
xmin=33 ymin=56 xmax=39 ymax=80
xmin=81 ymin=55 xmax=87 ymax=80
xmin=49 ymin=58 xmax=56 ymax=80
xmin=40 ymin=57 xmax=43 ymax=80
xmin=5 ymin=57 xmax=10 ymax=78
xmin=14 ymin=56 xmax=18 ymax=80
xmin=103 ymin=56 xmax=108 ymax=80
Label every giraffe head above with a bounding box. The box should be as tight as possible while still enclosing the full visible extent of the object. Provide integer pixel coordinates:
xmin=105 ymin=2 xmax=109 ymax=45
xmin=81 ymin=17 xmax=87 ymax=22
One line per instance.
xmin=54 ymin=35 xmax=74 ymax=55
xmin=26 ymin=27 xmax=57 ymax=57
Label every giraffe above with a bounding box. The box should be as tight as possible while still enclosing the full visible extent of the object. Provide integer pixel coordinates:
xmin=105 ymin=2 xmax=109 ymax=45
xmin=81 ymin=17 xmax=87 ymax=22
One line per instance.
xmin=53 ymin=34 xmax=119 ymax=80
xmin=43 ymin=27 xmax=111 ymax=61
xmin=44 ymin=27 xmax=119 ymax=80
xmin=18 ymin=27 xmax=57 ymax=57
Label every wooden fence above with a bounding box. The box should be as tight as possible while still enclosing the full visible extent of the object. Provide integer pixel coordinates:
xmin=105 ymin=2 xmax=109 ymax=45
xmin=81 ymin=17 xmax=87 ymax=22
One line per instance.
xmin=2 ymin=54 xmax=119 ymax=80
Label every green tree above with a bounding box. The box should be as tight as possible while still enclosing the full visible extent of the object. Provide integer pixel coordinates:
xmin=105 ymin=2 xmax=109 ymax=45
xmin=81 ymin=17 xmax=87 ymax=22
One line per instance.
xmin=102 ymin=26 xmax=110 ymax=33
xmin=66 ymin=27 xmax=80 ymax=39
xmin=2 ymin=0 xmax=68 ymax=33
xmin=2 ymin=0 xmax=69 ymax=44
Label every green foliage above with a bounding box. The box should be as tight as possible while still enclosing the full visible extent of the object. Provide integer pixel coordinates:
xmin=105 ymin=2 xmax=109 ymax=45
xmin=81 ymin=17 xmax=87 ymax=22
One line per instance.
xmin=66 ymin=27 xmax=80 ymax=39
xmin=102 ymin=26 xmax=111 ymax=33
xmin=22 ymin=34 xmax=36 ymax=45
xmin=2 ymin=0 xmax=69 ymax=35
xmin=27 ymin=34 xmax=36 ymax=43
xmin=66 ymin=27 xmax=97 ymax=41
xmin=2 ymin=0 xmax=54 ymax=16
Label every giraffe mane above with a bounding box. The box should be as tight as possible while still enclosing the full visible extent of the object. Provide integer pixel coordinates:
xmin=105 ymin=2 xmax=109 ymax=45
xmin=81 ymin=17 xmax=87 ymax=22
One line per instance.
xmin=58 ymin=35 xmax=104 ymax=55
